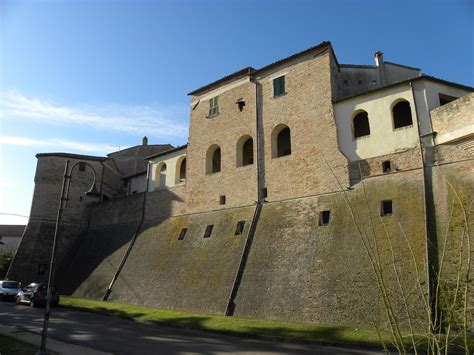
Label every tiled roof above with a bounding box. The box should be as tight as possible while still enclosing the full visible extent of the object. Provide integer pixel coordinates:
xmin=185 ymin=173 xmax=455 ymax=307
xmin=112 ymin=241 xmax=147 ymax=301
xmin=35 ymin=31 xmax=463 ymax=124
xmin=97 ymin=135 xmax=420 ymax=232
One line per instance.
xmin=146 ymin=144 xmax=188 ymax=160
xmin=36 ymin=152 xmax=107 ymax=162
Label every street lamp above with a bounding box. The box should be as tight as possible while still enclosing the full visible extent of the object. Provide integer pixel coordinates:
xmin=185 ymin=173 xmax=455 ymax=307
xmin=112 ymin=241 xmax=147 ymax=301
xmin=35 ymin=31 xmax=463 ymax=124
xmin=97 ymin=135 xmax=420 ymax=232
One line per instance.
xmin=37 ymin=160 xmax=100 ymax=355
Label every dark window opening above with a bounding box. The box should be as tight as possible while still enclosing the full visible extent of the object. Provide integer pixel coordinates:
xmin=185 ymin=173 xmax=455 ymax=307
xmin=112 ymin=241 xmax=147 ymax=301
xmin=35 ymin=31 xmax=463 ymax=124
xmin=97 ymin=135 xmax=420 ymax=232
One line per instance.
xmin=236 ymin=98 xmax=245 ymax=111
xmin=353 ymin=111 xmax=370 ymax=138
xmin=439 ymin=93 xmax=458 ymax=106
xmin=178 ymin=228 xmax=187 ymax=240
xmin=204 ymin=225 xmax=214 ymax=238
xmin=393 ymin=101 xmax=413 ymax=129
xmin=37 ymin=264 xmax=47 ymax=275
xmin=372 ymin=80 xmax=377 ymax=84
xmin=319 ymin=210 xmax=331 ymax=226
xmin=343 ymin=79 xmax=348 ymax=85
xmin=123 ymin=181 xmax=129 ymax=188
xmin=276 ymin=127 xmax=291 ymax=157
xmin=78 ymin=162 xmax=86 ymax=172
xmin=262 ymin=187 xmax=268 ymax=198
xmin=382 ymin=161 xmax=391 ymax=173
xmin=102 ymin=195 xmax=110 ymax=201
xmin=235 ymin=221 xmax=245 ymax=235
xmin=242 ymin=138 xmax=254 ymax=166
xmin=220 ymin=195 xmax=226 ymax=205
xmin=179 ymin=158 xmax=186 ymax=181
xmin=273 ymin=76 xmax=285 ymax=97
xmin=212 ymin=148 xmax=221 ymax=173
xmin=381 ymin=200 xmax=393 ymax=216
xmin=79 ymin=196 xmax=84 ymax=203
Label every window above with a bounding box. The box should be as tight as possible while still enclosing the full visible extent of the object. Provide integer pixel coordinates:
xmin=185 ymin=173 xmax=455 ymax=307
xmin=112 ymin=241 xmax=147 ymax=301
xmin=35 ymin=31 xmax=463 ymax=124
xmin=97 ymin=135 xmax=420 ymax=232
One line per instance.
xmin=37 ymin=263 xmax=47 ymax=275
xmin=220 ymin=195 xmax=226 ymax=205
xmin=178 ymin=228 xmax=187 ymax=240
xmin=235 ymin=221 xmax=245 ymax=235
xmin=157 ymin=163 xmax=167 ymax=187
xmin=78 ymin=162 xmax=86 ymax=172
xmin=204 ymin=225 xmax=214 ymax=238
xmin=353 ymin=111 xmax=370 ymax=139
xmin=262 ymin=187 xmax=268 ymax=198
xmin=319 ymin=210 xmax=331 ymax=226
xmin=392 ymin=101 xmax=413 ymax=129
xmin=382 ymin=161 xmax=391 ymax=173
xmin=381 ymin=200 xmax=393 ymax=216
xmin=208 ymin=96 xmax=219 ymax=117
xmin=236 ymin=135 xmax=254 ymax=167
xmin=273 ymin=76 xmax=285 ymax=97
xmin=206 ymin=145 xmax=221 ymax=174
xmin=176 ymin=157 xmax=186 ymax=183
xmin=272 ymin=124 xmax=291 ymax=158
xmin=439 ymin=93 xmax=458 ymax=106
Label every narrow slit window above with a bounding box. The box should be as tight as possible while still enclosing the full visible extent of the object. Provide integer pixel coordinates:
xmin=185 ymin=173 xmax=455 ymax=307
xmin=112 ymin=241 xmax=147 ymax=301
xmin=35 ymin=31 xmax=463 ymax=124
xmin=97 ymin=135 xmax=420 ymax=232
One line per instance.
xmin=204 ymin=225 xmax=214 ymax=238
xmin=319 ymin=210 xmax=331 ymax=226
xmin=381 ymin=200 xmax=393 ymax=216
xmin=382 ymin=161 xmax=391 ymax=173
xmin=262 ymin=187 xmax=268 ymax=198
xmin=220 ymin=195 xmax=226 ymax=205
xmin=208 ymin=96 xmax=219 ymax=117
xmin=178 ymin=228 xmax=187 ymax=240
xmin=235 ymin=221 xmax=245 ymax=235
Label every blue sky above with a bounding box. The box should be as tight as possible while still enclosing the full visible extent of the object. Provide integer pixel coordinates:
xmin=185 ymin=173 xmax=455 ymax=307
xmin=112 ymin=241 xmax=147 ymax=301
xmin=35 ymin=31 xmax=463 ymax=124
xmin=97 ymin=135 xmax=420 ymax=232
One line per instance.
xmin=0 ymin=0 xmax=473 ymax=224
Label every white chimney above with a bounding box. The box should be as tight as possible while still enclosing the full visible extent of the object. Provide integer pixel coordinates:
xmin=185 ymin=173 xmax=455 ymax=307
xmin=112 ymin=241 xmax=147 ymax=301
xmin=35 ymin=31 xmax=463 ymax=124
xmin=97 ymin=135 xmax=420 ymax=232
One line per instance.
xmin=374 ymin=50 xmax=384 ymax=67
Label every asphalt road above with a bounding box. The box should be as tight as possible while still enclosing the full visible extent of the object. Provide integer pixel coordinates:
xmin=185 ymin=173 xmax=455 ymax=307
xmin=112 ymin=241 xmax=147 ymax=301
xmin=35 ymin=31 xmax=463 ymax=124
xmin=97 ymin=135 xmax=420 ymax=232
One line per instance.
xmin=0 ymin=302 xmax=384 ymax=354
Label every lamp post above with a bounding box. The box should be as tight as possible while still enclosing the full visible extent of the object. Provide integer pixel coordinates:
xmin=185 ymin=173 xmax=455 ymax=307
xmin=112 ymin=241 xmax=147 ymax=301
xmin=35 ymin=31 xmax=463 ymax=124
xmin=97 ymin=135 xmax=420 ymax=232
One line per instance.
xmin=37 ymin=160 xmax=100 ymax=355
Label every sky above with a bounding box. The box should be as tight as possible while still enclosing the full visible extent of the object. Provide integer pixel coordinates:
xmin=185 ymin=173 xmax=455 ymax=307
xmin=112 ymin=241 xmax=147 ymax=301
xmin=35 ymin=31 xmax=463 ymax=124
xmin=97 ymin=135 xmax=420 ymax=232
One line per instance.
xmin=0 ymin=0 xmax=473 ymax=225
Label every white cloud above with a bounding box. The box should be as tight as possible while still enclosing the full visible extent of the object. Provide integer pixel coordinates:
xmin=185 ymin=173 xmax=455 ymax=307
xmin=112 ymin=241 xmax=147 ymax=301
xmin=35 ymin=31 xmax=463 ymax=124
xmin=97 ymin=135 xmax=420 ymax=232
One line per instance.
xmin=0 ymin=135 xmax=122 ymax=155
xmin=0 ymin=90 xmax=188 ymax=139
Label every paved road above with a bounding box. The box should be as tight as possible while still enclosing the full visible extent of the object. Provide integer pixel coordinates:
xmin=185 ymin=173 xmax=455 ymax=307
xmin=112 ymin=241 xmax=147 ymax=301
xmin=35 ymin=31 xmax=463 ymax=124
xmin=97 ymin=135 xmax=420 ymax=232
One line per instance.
xmin=0 ymin=302 xmax=384 ymax=354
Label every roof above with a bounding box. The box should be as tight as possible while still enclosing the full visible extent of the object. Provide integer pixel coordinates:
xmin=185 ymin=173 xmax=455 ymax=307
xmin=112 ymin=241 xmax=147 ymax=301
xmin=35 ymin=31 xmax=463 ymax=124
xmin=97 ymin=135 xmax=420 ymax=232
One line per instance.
xmin=188 ymin=41 xmax=332 ymax=96
xmin=0 ymin=225 xmax=26 ymax=236
xmin=36 ymin=152 xmax=106 ymax=162
xmin=188 ymin=67 xmax=256 ymax=96
xmin=146 ymin=144 xmax=188 ymax=160
xmin=334 ymin=74 xmax=474 ymax=103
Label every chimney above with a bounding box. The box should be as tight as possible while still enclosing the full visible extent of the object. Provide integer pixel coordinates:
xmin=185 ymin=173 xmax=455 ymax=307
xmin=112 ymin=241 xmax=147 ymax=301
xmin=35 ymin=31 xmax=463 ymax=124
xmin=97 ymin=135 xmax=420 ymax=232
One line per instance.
xmin=374 ymin=50 xmax=384 ymax=67
xmin=142 ymin=136 xmax=148 ymax=146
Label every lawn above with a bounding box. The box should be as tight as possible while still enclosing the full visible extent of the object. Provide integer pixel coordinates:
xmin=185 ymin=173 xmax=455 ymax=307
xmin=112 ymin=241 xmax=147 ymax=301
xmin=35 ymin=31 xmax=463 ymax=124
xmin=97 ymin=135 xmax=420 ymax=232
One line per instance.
xmin=60 ymin=296 xmax=392 ymax=347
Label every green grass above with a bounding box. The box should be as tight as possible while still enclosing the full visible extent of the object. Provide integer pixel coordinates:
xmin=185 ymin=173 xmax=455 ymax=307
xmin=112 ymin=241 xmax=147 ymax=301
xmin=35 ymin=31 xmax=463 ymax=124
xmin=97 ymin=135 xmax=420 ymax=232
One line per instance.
xmin=0 ymin=334 xmax=56 ymax=355
xmin=60 ymin=296 xmax=393 ymax=347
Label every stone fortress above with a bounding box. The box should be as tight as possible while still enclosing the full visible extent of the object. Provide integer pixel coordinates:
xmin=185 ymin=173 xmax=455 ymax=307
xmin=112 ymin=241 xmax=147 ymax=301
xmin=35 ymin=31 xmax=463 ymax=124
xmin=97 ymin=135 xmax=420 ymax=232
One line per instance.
xmin=8 ymin=41 xmax=474 ymax=330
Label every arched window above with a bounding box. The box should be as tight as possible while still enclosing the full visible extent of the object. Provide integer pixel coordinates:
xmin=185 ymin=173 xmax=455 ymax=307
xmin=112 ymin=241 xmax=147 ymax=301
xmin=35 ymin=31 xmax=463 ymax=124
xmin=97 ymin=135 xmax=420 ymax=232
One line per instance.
xmin=206 ymin=145 xmax=221 ymax=174
xmin=392 ymin=100 xmax=413 ymax=129
xmin=176 ymin=157 xmax=186 ymax=183
xmin=271 ymin=124 xmax=291 ymax=158
xmin=236 ymin=135 xmax=254 ymax=167
xmin=156 ymin=163 xmax=167 ymax=187
xmin=353 ymin=111 xmax=370 ymax=139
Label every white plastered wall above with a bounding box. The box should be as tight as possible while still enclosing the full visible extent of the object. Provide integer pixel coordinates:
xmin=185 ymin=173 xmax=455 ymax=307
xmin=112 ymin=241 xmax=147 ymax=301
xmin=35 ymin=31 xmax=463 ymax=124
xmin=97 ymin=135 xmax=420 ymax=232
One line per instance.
xmin=148 ymin=148 xmax=187 ymax=191
xmin=334 ymin=84 xmax=419 ymax=161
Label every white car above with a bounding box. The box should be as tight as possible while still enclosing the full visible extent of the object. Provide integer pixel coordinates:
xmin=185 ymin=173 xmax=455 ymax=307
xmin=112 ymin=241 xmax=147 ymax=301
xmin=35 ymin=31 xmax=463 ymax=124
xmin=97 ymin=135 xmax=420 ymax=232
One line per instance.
xmin=0 ymin=280 xmax=21 ymax=301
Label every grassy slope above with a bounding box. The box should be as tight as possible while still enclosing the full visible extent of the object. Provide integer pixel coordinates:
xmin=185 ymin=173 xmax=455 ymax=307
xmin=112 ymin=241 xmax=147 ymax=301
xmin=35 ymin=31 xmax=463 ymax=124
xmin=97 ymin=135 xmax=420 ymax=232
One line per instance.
xmin=60 ymin=296 xmax=393 ymax=347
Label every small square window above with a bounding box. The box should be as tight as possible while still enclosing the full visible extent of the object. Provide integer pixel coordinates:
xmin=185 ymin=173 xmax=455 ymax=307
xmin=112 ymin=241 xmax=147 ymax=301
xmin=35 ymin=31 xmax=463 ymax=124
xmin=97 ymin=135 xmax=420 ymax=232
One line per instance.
xmin=382 ymin=161 xmax=391 ymax=173
xmin=208 ymin=96 xmax=219 ymax=117
xmin=178 ymin=228 xmax=187 ymax=240
xmin=343 ymin=79 xmax=348 ymax=84
xmin=381 ymin=200 xmax=393 ymax=216
xmin=37 ymin=263 xmax=47 ymax=275
xmin=78 ymin=162 xmax=86 ymax=172
xmin=219 ymin=195 xmax=226 ymax=205
xmin=273 ymin=76 xmax=285 ymax=97
xmin=235 ymin=221 xmax=245 ymax=235
xmin=204 ymin=225 xmax=214 ymax=238
xmin=319 ymin=210 xmax=331 ymax=226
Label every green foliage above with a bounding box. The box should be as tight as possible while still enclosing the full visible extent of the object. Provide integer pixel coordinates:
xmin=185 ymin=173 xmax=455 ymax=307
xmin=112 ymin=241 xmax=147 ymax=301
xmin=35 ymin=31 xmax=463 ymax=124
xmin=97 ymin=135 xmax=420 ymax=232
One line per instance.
xmin=61 ymin=296 xmax=403 ymax=347
xmin=0 ymin=252 xmax=14 ymax=279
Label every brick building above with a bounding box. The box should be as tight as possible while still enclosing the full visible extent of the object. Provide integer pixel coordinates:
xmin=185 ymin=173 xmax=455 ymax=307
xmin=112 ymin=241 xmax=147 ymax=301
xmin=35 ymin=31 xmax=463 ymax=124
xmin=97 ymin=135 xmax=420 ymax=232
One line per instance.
xmin=8 ymin=42 xmax=473 ymax=332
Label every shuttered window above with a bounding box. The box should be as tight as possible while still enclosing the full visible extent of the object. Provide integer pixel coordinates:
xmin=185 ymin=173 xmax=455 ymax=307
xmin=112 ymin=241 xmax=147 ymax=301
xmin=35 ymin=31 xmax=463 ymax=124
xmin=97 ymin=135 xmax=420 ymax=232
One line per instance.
xmin=208 ymin=96 xmax=219 ymax=117
xmin=273 ymin=76 xmax=285 ymax=97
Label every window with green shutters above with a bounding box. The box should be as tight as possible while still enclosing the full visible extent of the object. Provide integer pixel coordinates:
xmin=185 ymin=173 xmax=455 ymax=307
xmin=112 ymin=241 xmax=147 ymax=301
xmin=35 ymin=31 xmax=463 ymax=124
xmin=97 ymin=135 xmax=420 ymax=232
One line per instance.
xmin=273 ymin=76 xmax=285 ymax=97
xmin=208 ymin=96 xmax=219 ymax=117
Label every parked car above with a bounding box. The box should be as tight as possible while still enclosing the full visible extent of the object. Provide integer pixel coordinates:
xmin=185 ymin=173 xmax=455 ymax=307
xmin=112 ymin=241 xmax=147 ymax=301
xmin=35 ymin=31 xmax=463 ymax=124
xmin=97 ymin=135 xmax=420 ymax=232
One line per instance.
xmin=15 ymin=283 xmax=60 ymax=308
xmin=0 ymin=280 xmax=21 ymax=301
